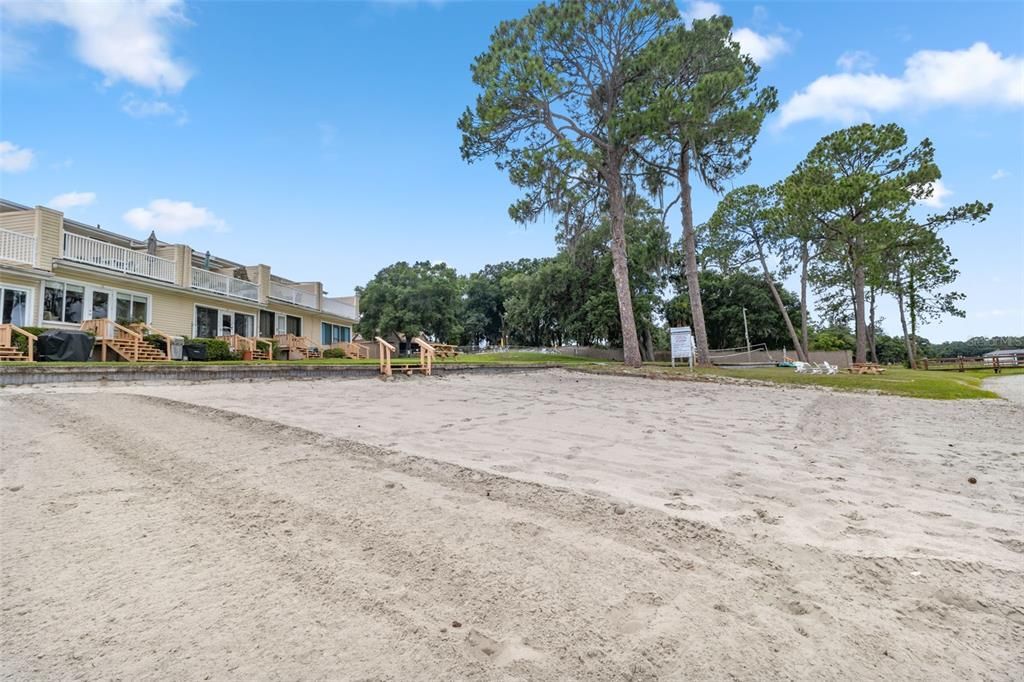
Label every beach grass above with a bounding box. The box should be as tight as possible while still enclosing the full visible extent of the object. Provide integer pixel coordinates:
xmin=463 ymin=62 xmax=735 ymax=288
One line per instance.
xmin=581 ymin=364 xmax=1022 ymax=400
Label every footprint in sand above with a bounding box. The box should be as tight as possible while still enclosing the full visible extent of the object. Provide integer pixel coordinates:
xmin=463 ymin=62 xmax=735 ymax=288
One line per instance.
xmin=463 ymin=629 xmax=544 ymax=666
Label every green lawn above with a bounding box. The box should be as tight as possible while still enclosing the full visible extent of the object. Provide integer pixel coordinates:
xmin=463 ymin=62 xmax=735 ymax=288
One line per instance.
xmin=12 ymin=351 xmax=597 ymax=369
xmin=8 ymin=351 xmax=1017 ymax=400
xmin=580 ymin=364 xmax=1022 ymax=400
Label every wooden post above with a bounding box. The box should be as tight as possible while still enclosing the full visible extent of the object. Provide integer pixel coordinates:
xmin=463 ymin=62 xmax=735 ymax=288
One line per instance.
xmin=993 ymin=356 xmax=1001 ymax=374
xmin=958 ymin=355 xmax=964 ymax=372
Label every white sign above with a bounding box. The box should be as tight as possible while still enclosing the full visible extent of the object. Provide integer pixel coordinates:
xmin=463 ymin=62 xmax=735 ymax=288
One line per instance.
xmin=670 ymin=326 xmax=694 ymax=368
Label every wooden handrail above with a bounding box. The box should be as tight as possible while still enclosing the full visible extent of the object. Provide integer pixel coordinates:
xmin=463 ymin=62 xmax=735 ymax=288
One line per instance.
xmin=82 ymin=318 xmax=141 ymax=361
xmin=131 ymin=321 xmax=174 ymax=357
xmin=0 ymin=323 xmax=36 ymax=362
xmin=375 ymin=336 xmax=395 ymax=376
xmin=412 ymin=336 xmax=435 ymax=376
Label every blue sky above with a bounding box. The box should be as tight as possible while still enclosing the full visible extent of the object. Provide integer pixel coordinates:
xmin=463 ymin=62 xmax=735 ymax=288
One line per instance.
xmin=1 ymin=0 xmax=1021 ymax=342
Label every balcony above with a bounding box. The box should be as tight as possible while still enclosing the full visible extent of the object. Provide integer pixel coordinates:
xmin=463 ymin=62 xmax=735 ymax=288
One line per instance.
xmin=64 ymin=232 xmax=176 ymax=283
xmin=269 ymin=281 xmax=318 ymax=309
xmin=191 ymin=267 xmax=260 ymax=302
xmin=0 ymin=228 xmax=36 ymax=265
xmin=321 ymin=297 xmax=357 ymax=320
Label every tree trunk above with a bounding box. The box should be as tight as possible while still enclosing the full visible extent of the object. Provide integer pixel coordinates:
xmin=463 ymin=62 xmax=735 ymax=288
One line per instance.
xmin=800 ymin=242 xmax=809 ymax=357
xmin=896 ymin=287 xmax=916 ymax=369
xmin=852 ymin=260 xmax=868 ymax=363
xmin=908 ymin=272 xmax=919 ymax=362
xmin=641 ymin=327 xmax=655 ymax=362
xmin=679 ymin=148 xmax=710 ymax=366
xmin=757 ymin=244 xmax=806 ymax=362
xmin=606 ymin=165 xmax=643 ymax=367
xmin=868 ymin=287 xmax=878 ymax=363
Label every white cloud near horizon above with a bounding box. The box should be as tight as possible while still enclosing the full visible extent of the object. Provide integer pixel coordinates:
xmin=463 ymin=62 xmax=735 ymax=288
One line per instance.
xmin=50 ymin=191 xmax=97 ymax=211
xmin=991 ymin=169 xmax=1010 ymax=180
xmin=0 ymin=141 xmax=35 ymax=172
xmin=123 ymin=199 xmax=227 ymax=234
xmin=681 ymin=2 xmax=790 ymax=65
xmin=1 ymin=0 xmax=191 ymax=93
xmin=917 ymin=179 xmax=952 ymax=208
xmin=778 ymin=42 xmax=1024 ymax=128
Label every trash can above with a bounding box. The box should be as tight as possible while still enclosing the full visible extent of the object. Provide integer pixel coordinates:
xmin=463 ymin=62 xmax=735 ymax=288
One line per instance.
xmin=170 ymin=336 xmax=184 ymax=360
xmin=182 ymin=343 xmax=208 ymax=361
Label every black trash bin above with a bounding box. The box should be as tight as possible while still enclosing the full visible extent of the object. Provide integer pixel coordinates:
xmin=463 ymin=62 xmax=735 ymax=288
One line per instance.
xmin=38 ymin=329 xmax=95 ymax=362
xmin=182 ymin=343 xmax=208 ymax=361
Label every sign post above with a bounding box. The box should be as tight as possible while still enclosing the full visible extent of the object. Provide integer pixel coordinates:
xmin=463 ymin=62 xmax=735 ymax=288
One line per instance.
xmin=669 ymin=326 xmax=694 ymax=369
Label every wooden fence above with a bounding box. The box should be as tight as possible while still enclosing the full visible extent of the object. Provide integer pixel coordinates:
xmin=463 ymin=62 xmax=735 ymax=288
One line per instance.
xmin=921 ymin=353 xmax=1023 ymax=373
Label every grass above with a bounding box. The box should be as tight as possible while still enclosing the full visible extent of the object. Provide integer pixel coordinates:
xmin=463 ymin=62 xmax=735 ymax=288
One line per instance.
xmin=9 ymin=351 xmax=1018 ymax=400
xmin=14 ymin=351 xmax=599 ymax=369
xmin=581 ymin=364 xmax=1023 ymax=400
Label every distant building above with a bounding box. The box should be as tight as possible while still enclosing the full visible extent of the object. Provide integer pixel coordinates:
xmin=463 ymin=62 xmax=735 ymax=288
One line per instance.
xmin=982 ymin=349 xmax=1024 ymax=366
xmin=1 ymin=198 xmax=358 ymax=344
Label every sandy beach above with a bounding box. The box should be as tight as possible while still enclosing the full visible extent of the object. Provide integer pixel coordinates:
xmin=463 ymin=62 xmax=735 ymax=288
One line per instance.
xmin=2 ymin=370 xmax=1022 ymax=679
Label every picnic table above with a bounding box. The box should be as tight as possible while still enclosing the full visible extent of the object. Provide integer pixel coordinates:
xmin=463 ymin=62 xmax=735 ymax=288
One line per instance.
xmin=432 ymin=343 xmax=459 ymax=358
xmin=847 ymin=362 xmax=886 ymax=375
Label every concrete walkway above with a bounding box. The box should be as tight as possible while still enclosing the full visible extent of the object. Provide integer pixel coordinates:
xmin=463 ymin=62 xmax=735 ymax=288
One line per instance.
xmin=985 ymin=373 xmax=1024 ymax=404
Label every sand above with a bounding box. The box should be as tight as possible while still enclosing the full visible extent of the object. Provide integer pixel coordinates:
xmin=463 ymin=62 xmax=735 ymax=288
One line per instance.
xmin=2 ymin=370 xmax=1022 ymax=680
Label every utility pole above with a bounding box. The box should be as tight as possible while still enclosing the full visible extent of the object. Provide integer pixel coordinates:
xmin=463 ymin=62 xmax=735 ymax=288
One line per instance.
xmin=742 ymin=307 xmax=751 ymax=361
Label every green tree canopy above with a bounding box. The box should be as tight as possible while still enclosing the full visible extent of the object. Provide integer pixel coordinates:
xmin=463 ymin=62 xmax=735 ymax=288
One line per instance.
xmin=356 ymin=261 xmax=463 ymax=343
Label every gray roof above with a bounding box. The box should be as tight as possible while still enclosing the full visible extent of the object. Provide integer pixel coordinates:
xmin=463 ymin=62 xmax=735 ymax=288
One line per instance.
xmin=982 ymin=349 xmax=1024 ymax=356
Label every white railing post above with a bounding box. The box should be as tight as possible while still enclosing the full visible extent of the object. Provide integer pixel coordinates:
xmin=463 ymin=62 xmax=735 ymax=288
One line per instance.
xmin=63 ymin=232 xmax=176 ymax=283
xmin=0 ymin=228 xmax=37 ymax=265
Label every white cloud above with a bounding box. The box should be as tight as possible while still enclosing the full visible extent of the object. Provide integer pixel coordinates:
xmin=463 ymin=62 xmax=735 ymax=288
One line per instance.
xmin=917 ymin=179 xmax=952 ymax=208
xmin=836 ymin=50 xmax=877 ymax=73
xmin=123 ymin=199 xmax=227 ymax=234
xmin=49 ymin=191 xmax=96 ymax=211
xmin=778 ymin=42 xmax=1024 ymax=128
xmin=682 ymin=1 xmax=721 ymax=22
xmin=0 ymin=141 xmax=35 ymax=172
xmin=732 ymin=27 xmax=789 ymax=65
xmin=51 ymin=158 xmax=74 ymax=170
xmin=991 ymin=169 xmax=1010 ymax=180
xmin=681 ymin=3 xmax=789 ymax=65
xmin=121 ymin=94 xmax=188 ymax=124
xmin=2 ymin=0 xmax=191 ymax=93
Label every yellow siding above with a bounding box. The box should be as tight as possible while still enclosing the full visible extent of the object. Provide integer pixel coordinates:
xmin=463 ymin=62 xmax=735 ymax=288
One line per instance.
xmin=37 ymin=209 xmax=62 ymax=270
xmin=45 ymin=265 xmax=264 ymax=337
xmin=0 ymin=210 xmax=34 ymax=235
xmin=0 ymin=272 xmax=41 ymax=289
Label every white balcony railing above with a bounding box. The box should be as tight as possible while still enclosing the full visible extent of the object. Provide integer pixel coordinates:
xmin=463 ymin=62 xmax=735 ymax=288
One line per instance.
xmin=63 ymin=232 xmax=176 ymax=283
xmin=269 ymin=281 xmax=318 ymax=309
xmin=0 ymin=228 xmax=36 ymax=265
xmin=191 ymin=267 xmax=260 ymax=302
xmin=321 ymin=297 xmax=358 ymax=320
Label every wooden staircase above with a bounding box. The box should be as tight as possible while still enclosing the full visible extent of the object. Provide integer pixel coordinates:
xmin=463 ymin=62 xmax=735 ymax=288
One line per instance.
xmin=0 ymin=324 xmax=36 ymax=362
xmin=275 ymin=333 xmax=323 ymax=360
xmin=81 ymin=319 xmax=170 ymax=362
xmin=0 ymin=345 xmax=31 ymax=362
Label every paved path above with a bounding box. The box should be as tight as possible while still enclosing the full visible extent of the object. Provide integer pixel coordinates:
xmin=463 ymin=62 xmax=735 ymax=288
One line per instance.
xmin=986 ymin=373 xmax=1024 ymax=405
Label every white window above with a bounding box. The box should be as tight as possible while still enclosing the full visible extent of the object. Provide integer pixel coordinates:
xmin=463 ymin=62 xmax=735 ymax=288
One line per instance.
xmin=115 ymin=292 xmax=148 ymax=324
xmin=194 ymin=305 xmax=256 ymax=338
xmin=43 ymin=280 xmax=84 ymax=323
xmin=1 ymin=284 xmax=31 ymax=326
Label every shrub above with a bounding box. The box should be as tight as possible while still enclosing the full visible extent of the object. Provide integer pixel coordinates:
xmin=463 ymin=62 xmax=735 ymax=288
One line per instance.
xmin=185 ymin=337 xmax=238 ymax=361
xmin=322 ymin=348 xmax=347 ymax=359
xmin=11 ymin=326 xmax=47 ymax=357
xmin=143 ymin=333 xmax=169 ymax=354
